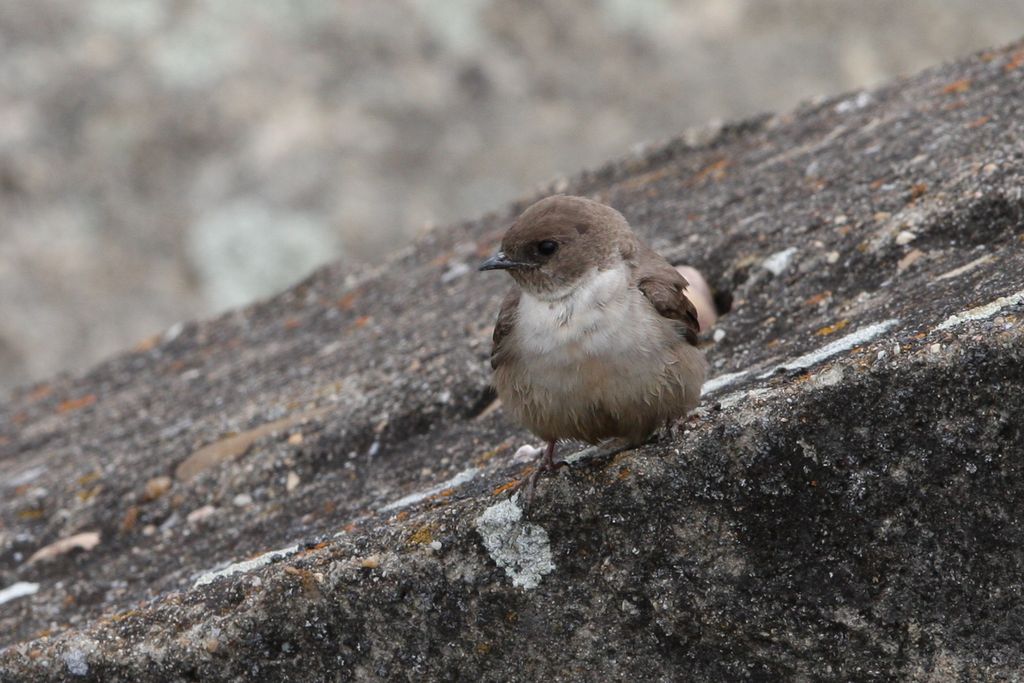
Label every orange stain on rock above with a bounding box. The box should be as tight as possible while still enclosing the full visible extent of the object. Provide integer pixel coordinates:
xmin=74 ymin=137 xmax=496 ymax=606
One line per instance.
xmin=492 ymin=481 xmax=518 ymax=496
xmin=941 ymin=78 xmax=971 ymax=95
xmin=1005 ymin=49 xmax=1024 ymax=72
xmin=816 ymin=320 xmax=849 ymax=336
xmin=133 ymin=335 xmax=161 ymax=353
xmin=337 ymin=290 xmax=361 ymax=311
xmin=26 ymin=384 xmax=53 ymax=403
xmin=804 ymin=291 xmax=832 ymax=307
xmin=57 ymin=394 xmax=97 ymax=414
xmin=691 ymin=158 xmax=730 ymax=185
xmin=407 ymin=525 xmax=436 ymax=545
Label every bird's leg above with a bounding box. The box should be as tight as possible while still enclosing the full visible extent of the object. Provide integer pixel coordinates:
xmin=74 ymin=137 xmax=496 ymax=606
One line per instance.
xmin=513 ymin=440 xmax=567 ymax=510
xmin=664 ymin=412 xmax=701 ymax=442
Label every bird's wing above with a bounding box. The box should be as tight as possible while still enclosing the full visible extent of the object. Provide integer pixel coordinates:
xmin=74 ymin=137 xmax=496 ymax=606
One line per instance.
xmin=490 ymin=286 xmax=521 ymax=370
xmin=632 ymin=247 xmax=701 ymax=346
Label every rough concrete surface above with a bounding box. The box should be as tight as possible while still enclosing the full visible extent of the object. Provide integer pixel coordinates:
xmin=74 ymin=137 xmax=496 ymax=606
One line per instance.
xmin=2 ymin=40 xmax=1024 ymax=681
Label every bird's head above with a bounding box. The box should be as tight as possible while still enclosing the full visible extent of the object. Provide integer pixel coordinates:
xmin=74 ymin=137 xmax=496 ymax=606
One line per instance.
xmin=478 ymin=195 xmax=630 ymax=299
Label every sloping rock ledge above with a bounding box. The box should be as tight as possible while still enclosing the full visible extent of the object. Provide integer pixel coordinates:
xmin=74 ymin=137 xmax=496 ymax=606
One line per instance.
xmin=2 ymin=40 xmax=1024 ymax=681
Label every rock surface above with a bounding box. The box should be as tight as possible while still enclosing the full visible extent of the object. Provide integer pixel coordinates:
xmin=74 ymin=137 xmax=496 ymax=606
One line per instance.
xmin=4 ymin=0 xmax=1024 ymax=394
xmin=2 ymin=40 xmax=1024 ymax=681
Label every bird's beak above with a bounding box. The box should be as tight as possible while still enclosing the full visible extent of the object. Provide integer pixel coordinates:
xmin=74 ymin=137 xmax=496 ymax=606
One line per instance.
xmin=478 ymin=251 xmax=531 ymax=271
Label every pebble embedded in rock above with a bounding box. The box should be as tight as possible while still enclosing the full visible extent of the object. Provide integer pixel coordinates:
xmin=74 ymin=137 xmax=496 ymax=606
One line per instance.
xmin=27 ymin=532 xmax=101 ymax=565
xmin=142 ymin=476 xmax=172 ymax=502
xmin=895 ymin=230 xmax=917 ymax=245
xmin=187 ymin=505 xmax=217 ymax=525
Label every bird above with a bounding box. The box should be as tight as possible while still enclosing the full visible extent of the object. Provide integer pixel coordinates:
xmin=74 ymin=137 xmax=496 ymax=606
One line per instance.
xmin=479 ymin=195 xmax=711 ymax=504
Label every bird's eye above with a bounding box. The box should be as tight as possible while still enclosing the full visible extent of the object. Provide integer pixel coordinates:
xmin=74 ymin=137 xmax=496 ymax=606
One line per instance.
xmin=536 ymin=240 xmax=559 ymax=256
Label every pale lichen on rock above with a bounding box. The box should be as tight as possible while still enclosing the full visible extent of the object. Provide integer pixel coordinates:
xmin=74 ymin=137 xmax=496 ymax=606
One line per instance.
xmin=475 ymin=496 xmax=555 ymax=590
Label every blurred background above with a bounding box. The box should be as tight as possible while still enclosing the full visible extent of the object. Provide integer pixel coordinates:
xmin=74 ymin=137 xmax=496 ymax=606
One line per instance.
xmin=1 ymin=0 xmax=1022 ymax=394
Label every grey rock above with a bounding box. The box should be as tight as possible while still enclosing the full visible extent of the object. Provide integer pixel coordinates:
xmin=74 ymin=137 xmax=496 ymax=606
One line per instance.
xmin=3 ymin=0 xmax=1024 ymax=394
xmin=2 ymin=39 xmax=1024 ymax=681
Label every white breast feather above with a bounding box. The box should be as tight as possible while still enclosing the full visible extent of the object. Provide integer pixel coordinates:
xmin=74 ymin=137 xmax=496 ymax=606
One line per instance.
xmin=514 ymin=263 xmax=666 ymax=392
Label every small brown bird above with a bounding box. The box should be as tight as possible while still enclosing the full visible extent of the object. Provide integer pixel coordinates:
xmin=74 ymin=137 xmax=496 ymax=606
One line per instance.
xmin=479 ymin=195 xmax=709 ymax=501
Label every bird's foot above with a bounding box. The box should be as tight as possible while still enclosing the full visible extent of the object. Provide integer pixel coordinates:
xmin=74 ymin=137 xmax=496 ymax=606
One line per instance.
xmin=664 ymin=413 xmax=700 ymax=441
xmin=507 ymin=435 xmax=657 ymax=512
xmin=508 ymin=441 xmax=566 ymax=512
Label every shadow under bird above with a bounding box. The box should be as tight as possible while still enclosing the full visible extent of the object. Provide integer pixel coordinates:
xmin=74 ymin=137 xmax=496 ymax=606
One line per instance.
xmin=479 ymin=195 xmax=715 ymax=504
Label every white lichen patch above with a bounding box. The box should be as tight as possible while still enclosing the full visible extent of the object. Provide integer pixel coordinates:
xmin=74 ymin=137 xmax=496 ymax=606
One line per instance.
xmin=0 ymin=581 xmax=39 ymax=605
xmin=759 ymin=319 xmax=899 ymax=378
xmin=194 ymin=544 xmax=300 ymax=587
xmin=762 ymin=247 xmax=797 ymax=276
xmin=62 ymin=649 xmax=89 ymax=677
xmin=380 ymin=467 xmax=479 ymax=512
xmin=935 ymin=287 xmax=1024 ymax=331
xmin=475 ymin=495 xmax=555 ymax=590
xmin=810 ymin=364 xmax=845 ymax=388
xmin=60 ymin=637 xmax=98 ymax=678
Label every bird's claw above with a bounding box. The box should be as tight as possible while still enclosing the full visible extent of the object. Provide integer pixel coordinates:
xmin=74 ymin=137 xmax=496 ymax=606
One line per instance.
xmin=507 ymin=442 xmax=565 ymax=512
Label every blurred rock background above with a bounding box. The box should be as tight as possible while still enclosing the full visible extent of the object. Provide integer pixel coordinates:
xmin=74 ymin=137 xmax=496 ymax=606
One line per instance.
xmin=1 ymin=0 xmax=1022 ymax=394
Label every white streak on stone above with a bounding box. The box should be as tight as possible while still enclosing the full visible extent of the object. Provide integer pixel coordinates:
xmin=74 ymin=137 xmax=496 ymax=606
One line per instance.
xmin=759 ymin=319 xmax=899 ymax=378
xmin=716 ymin=387 xmax=774 ymax=410
xmin=762 ymin=247 xmax=797 ymax=276
xmin=380 ymin=468 xmax=479 ymax=512
xmin=6 ymin=466 xmax=46 ymax=488
xmin=564 ymin=445 xmax=603 ymax=465
xmin=475 ymin=495 xmax=554 ymax=590
xmin=194 ymin=544 xmax=300 ymax=587
xmin=935 ymin=288 xmax=1024 ymax=331
xmin=934 ymin=254 xmax=994 ymax=282
xmin=701 ymin=370 xmax=749 ymax=395
xmin=0 ymin=581 xmax=39 ymax=605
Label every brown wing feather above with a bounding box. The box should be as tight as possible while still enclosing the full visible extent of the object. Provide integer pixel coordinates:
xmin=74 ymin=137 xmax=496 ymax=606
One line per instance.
xmin=632 ymin=246 xmax=701 ymax=346
xmin=490 ymin=287 xmax=521 ymax=370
